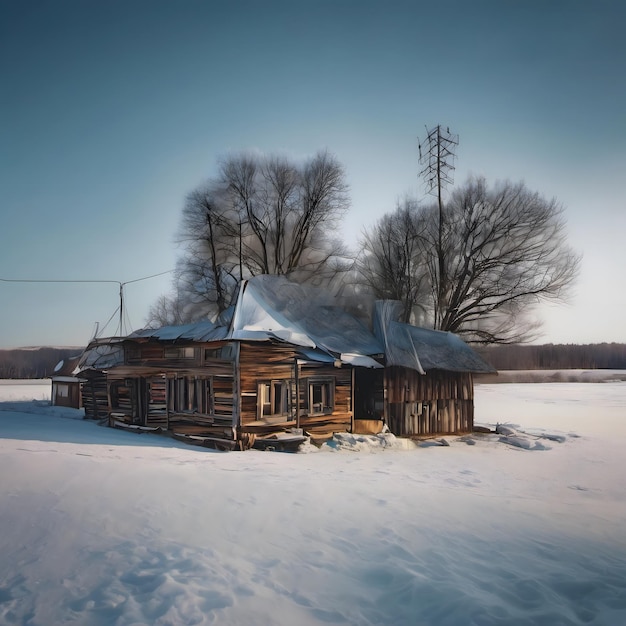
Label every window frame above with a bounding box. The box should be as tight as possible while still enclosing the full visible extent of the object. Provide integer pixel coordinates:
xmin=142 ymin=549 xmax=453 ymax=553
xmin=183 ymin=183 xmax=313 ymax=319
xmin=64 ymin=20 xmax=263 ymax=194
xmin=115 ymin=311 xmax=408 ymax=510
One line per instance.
xmin=163 ymin=346 xmax=196 ymax=359
xmin=257 ymin=379 xmax=290 ymax=419
xmin=167 ymin=376 xmax=213 ymax=415
xmin=307 ymin=377 xmax=335 ymax=415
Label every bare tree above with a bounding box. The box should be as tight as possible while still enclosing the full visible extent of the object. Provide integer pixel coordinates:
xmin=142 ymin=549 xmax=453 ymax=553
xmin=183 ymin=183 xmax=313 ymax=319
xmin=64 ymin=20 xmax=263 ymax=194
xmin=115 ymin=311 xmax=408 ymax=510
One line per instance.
xmin=357 ymin=199 xmax=429 ymax=324
xmin=178 ymin=187 xmax=240 ymax=315
xmin=220 ymin=150 xmax=351 ymax=279
xmin=356 ymin=177 xmax=580 ymax=343
xmin=145 ymin=256 xmax=227 ymax=328
xmin=430 ymin=177 xmax=580 ymax=343
xmin=146 ymin=294 xmax=189 ymax=328
xmin=154 ymin=150 xmax=352 ymax=323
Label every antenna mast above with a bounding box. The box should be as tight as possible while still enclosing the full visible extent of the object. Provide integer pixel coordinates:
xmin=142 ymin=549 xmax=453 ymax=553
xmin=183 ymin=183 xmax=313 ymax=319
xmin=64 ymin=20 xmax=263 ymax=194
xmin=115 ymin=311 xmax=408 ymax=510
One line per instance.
xmin=119 ymin=282 xmax=124 ymax=336
xmin=418 ymin=125 xmax=459 ymax=329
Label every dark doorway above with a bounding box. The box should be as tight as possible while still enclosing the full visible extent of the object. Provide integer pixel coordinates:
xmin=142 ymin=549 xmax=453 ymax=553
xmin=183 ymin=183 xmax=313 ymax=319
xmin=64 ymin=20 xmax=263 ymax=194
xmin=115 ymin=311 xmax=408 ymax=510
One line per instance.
xmin=353 ymin=368 xmax=384 ymax=420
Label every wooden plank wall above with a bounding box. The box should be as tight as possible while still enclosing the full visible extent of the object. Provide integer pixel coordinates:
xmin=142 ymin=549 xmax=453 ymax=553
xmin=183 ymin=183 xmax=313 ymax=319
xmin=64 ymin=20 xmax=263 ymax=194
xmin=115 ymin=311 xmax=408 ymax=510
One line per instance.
xmin=106 ymin=341 xmax=236 ymax=441
xmin=239 ymin=342 xmax=296 ymax=432
xmin=146 ymin=377 xmax=167 ymax=428
xmin=81 ymin=374 xmax=109 ymax=420
xmin=238 ymin=343 xmax=353 ymax=437
xmin=300 ymin=365 xmax=352 ymax=436
xmin=385 ymin=367 xmax=474 ymax=436
xmin=103 ymin=340 xmax=477 ymax=443
xmin=52 ymin=381 xmax=82 ymax=409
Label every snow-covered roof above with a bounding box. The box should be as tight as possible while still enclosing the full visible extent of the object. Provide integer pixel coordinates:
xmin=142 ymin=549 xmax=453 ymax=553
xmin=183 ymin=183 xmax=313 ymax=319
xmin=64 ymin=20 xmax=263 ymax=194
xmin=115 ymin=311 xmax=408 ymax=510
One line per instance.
xmin=384 ymin=322 xmax=495 ymax=373
xmin=51 ymin=356 xmax=83 ymax=379
xmin=117 ymin=275 xmax=494 ymax=374
xmin=76 ymin=341 xmax=124 ymax=373
xmin=231 ymin=276 xmax=384 ymax=357
xmin=129 ymin=320 xmax=228 ymax=343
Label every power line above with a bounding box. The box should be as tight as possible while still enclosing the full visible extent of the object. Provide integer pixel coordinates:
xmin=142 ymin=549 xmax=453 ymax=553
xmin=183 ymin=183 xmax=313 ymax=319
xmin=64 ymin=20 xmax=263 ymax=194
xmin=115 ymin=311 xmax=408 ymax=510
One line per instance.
xmin=1 ymin=269 xmax=174 ymax=338
xmin=0 ymin=269 xmax=173 ymax=286
xmin=122 ymin=270 xmax=175 ymax=285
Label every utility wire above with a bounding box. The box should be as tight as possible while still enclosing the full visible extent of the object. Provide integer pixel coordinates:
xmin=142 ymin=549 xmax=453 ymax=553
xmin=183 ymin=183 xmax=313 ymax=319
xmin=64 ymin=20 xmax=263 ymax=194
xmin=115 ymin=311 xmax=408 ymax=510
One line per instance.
xmin=97 ymin=307 xmax=121 ymax=338
xmin=1 ymin=269 xmax=174 ymax=338
xmin=0 ymin=269 xmax=173 ymax=286
xmin=121 ymin=270 xmax=174 ymax=285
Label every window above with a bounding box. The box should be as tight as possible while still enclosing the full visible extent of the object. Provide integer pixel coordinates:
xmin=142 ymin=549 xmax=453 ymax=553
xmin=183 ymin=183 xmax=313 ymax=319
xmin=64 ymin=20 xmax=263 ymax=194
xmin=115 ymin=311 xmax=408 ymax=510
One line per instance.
xmin=204 ymin=344 xmax=235 ymax=361
xmin=308 ymin=378 xmax=334 ymax=414
xmin=258 ymin=380 xmax=289 ymax=418
xmin=167 ymin=377 xmax=213 ymax=414
xmin=126 ymin=345 xmax=141 ymax=362
xmin=164 ymin=346 xmax=195 ymax=359
xmin=57 ymin=384 xmax=69 ymax=398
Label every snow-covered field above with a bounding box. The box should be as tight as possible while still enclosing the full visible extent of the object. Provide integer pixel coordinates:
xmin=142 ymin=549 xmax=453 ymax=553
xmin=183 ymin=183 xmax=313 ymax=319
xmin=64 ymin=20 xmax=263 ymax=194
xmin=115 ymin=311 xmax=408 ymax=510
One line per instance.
xmin=0 ymin=379 xmax=625 ymax=625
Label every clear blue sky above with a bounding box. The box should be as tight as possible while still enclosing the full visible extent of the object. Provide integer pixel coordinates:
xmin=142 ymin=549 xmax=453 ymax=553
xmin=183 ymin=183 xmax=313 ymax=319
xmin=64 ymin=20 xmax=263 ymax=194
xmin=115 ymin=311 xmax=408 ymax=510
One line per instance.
xmin=1 ymin=0 xmax=624 ymax=348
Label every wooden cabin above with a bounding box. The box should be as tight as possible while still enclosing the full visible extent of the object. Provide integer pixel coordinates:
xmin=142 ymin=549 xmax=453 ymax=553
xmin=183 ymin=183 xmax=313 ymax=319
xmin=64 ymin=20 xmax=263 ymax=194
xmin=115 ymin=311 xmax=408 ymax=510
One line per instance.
xmin=79 ymin=276 xmax=494 ymax=449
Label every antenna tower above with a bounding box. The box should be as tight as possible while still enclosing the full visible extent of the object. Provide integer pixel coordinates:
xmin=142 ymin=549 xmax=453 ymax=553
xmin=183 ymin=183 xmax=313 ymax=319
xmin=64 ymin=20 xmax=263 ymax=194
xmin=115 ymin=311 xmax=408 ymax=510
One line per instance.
xmin=418 ymin=125 xmax=459 ymax=329
xmin=418 ymin=125 xmax=459 ymax=201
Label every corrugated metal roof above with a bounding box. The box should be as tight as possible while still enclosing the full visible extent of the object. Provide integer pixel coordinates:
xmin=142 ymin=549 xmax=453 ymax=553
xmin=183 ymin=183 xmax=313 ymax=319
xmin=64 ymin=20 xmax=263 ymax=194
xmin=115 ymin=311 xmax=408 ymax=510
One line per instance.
xmin=237 ymin=276 xmax=384 ymax=356
xmin=76 ymin=342 xmax=124 ymax=372
xmin=114 ymin=276 xmax=494 ymax=374
xmin=384 ymin=322 xmax=496 ymax=373
xmin=128 ymin=321 xmax=228 ymax=342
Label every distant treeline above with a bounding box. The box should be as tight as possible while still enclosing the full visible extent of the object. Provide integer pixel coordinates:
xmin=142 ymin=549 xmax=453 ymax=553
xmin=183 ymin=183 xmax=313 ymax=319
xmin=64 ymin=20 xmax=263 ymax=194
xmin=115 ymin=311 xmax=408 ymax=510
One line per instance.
xmin=1 ymin=343 xmax=625 ymax=379
xmin=0 ymin=347 xmax=84 ymax=379
xmin=478 ymin=343 xmax=626 ymax=371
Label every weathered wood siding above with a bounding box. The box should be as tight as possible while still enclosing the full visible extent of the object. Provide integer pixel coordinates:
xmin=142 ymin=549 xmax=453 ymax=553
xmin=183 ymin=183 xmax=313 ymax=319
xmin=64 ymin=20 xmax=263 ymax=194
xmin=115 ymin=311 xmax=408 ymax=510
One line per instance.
xmin=52 ymin=380 xmax=82 ymax=409
xmin=102 ymin=338 xmax=477 ymax=446
xmin=81 ymin=372 xmax=109 ymax=420
xmin=300 ymin=364 xmax=352 ymax=436
xmin=385 ymin=367 xmax=474 ymax=436
xmin=106 ymin=340 xmax=236 ymax=441
xmin=238 ymin=342 xmax=353 ymax=437
xmin=238 ymin=341 xmax=295 ymax=435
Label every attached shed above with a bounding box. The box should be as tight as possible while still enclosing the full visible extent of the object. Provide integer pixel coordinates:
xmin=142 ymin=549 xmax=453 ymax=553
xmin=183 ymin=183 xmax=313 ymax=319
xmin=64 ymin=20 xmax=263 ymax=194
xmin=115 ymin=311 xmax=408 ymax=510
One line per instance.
xmin=379 ymin=319 xmax=493 ymax=436
xmin=76 ymin=341 xmax=124 ymax=419
xmin=83 ymin=275 xmax=494 ymax=448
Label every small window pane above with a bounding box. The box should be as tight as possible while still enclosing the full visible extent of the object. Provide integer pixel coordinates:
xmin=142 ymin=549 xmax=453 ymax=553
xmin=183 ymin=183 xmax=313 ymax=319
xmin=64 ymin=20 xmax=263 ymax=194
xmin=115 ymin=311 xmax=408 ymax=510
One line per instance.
xmin=258 ymin=380 xmax=289 ymax=418
xmin=308 ymin=379 xmax=334 ymax=414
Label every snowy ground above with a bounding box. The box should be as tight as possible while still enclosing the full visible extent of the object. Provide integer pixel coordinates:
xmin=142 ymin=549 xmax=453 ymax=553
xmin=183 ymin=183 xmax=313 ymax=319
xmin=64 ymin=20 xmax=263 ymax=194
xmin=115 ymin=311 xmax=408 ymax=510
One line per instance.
xmin=477 ymin=369 xmax=626 ymax=384
xmin=0 ymin=379 xmax=625 ymax=625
